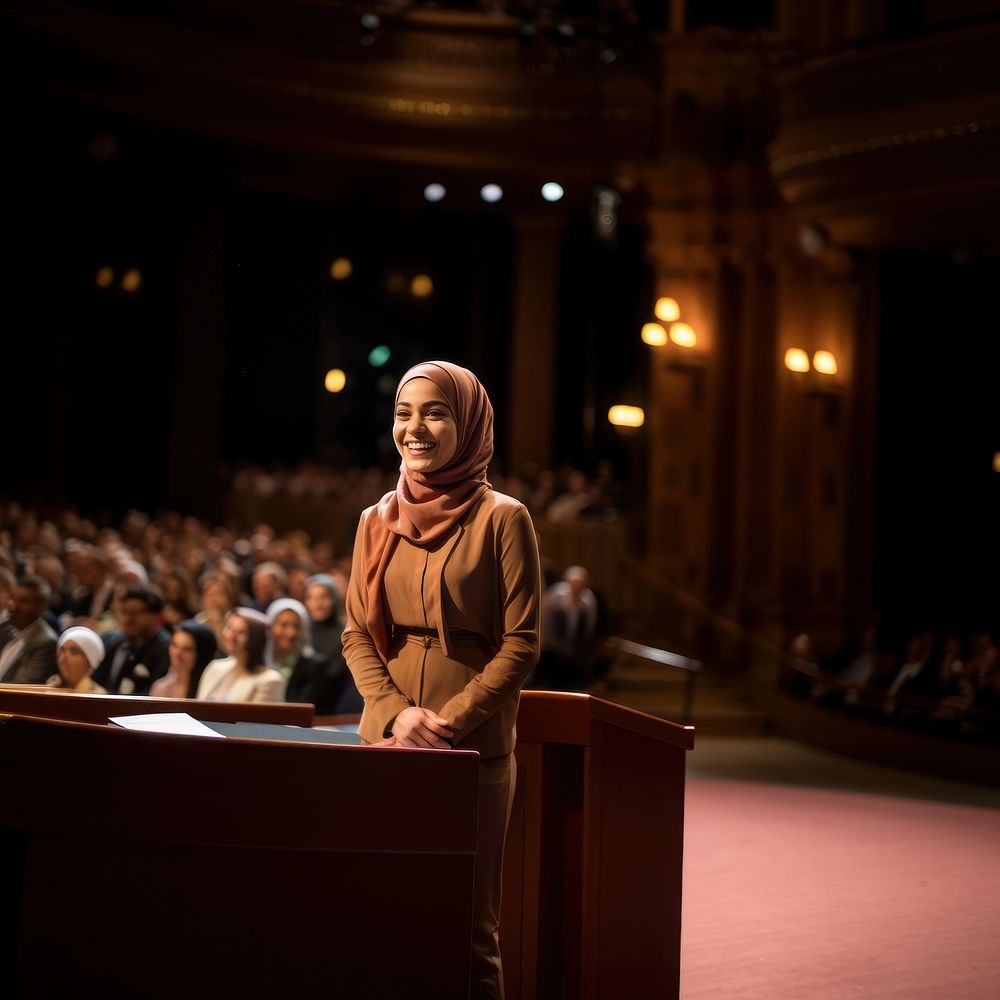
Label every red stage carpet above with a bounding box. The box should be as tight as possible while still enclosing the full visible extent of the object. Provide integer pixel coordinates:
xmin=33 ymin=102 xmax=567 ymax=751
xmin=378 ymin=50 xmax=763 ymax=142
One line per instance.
xmin=682 ymin=777 xmax=1000 ymax=1000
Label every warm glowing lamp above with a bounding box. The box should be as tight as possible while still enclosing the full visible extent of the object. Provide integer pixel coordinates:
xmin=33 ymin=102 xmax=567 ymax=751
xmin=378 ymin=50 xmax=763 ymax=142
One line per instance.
xmin=324 ymin=368 xmax=347 ymax=393
xmin=330 ymin=258 xmax=353 ymax=280
xmin=95 ymin=266 xmax=114 ymax=288
xmin=641 ymin=322 xmax=668 ymax=346
xmin=813 ymin=350 xmax=838 ymax=375
xmin=608 ymin=405 xmax=645 ymax=428
xmin=669 ymin=322 xmax=697 ymax=348
xmin=121 ymin=269 xmax=142 ymax=293
xmin=784 ymin=348 xmax=810 ymax=373
xmin=993 ymin=452 xmax=1000 ymax=473
xmin=654 ymin=296 xmax=680 ymax=323
xmin=411 ymin=274 xmax=434 ymax=298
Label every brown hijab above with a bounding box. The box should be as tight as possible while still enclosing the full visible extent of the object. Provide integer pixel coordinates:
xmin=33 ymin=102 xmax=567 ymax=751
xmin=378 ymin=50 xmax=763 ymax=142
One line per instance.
xmin=362 ymin=361 xmax=494 ymax=660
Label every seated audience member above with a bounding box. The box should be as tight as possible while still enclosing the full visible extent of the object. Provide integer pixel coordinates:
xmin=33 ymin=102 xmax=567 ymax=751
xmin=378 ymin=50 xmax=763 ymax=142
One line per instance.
xmin=883 ymin=632 xmax=934 ymax=715
xmin=303 ymin=574 xmax=345 ymax=659
xmin=249 ymin=561 xmax=287 ymax=612
xmin=197 ymin=608 xmax=283 ymax=702
xmin=30 ymin=553 xmax=73 ymax=628
xmin=535 ymin=565 xmax=600 ymax=689
xmin=0 ymin=566 xmax=15 ymax=652
xmin=782 ymin=632 xmax=820 ymax=698
xmin=92 ymin=584 xmax=171 ymax=694
xmin=64 ymin=547 xmax=116 ymax=629
xmin=196 ymin=571 xmax=235 ymax=649
xmin=48 ymin=626 xmax=107 ymax=693
xmin=0 ymin=575 xmax=59 ymax=684
xmin=157 ymin=564 xmax=200 ymax=628
xmin=286 ymin=563 xmax=314 ymax=603
xmin=266 ymin=598 xmax=359 ymax=714
xmin=150 ymin=620 xmax=218 ymax=699
xmin=811 ymin=624 xmax=878 ymax=706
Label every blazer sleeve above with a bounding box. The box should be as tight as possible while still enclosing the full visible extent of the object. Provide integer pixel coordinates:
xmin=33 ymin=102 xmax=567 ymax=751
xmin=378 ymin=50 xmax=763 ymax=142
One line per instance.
xmin=341 ymin=509 xmax=414 ymax=738
xmin=251 ymin=670 xmax=285 ymax=703
xmin=437 ymin=502 xmax=540 ymax=743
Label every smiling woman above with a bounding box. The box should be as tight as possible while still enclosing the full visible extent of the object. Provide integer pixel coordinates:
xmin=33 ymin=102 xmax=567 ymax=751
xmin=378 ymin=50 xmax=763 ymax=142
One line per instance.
xmin=393 ymin=377 xmax=459 ymax=473
xmin=343 ymin=360 xmax=541 ymax=999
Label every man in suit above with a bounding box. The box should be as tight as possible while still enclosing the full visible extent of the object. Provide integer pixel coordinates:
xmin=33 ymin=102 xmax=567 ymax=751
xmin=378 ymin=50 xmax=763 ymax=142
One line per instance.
xmin=92 ymin=583 xmax=170 ymax=694
xmin=0 ymin=566 xmax=16 ymax=654
xmin=0 ymin=575 xmax=58 ymax=684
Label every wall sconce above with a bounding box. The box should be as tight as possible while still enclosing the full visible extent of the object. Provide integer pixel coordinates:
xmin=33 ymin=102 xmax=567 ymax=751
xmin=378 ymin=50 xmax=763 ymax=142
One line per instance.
xmin=813 ymin=350 xmax=838 ymax=376
xmin=608 ymin=404 xmax=645 ymax=428
xmin=655 ymin=296 xmax=680 ymax=322
xmin=784 ymin=347 xmax=842 ymax=399
xmin=784 ymin=348 xmax=810 ymax=373
xmin=641 ymin=322 xmax=668 ymax=346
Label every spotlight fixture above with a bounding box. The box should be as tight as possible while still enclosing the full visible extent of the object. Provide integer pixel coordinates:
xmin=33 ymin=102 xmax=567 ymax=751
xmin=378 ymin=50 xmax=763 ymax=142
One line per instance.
xmin=423 ymin=183 xmax=446 ymax=203
xmin=669 ymin=322 xmax=697 ymax=349
xmin=541 ymin=182 xmax=565 ymax=203
xmin=480 ymin=183 xmax=503 ymax=204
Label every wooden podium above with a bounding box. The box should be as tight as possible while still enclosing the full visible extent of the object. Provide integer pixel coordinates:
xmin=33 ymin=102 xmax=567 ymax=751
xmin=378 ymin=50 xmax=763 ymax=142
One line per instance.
xmin=502 ymin=692 xmax=694 ymax=1000
xmin=0 ymin=714 xmax=480 ymax=1000
xmin=0 ymin=690 xmax=691 ymax=999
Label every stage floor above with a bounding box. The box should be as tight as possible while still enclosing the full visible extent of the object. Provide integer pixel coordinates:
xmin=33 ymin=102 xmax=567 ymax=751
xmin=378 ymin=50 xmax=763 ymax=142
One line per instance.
xmin=682 ymin=738 xmax=1000 ymax=1000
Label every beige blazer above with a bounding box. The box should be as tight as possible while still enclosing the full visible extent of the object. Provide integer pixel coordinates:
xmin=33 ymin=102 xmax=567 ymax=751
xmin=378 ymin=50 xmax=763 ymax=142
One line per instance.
xmin=196 ymin=657 xmax=285 ymax=703
xmin=343 ymin=491 xmax=541 ymax=756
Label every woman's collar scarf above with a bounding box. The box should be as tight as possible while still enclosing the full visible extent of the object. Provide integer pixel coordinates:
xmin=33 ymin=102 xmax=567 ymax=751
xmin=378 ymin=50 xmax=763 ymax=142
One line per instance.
xmin=363 ymin=361 xmax=493 ymax=661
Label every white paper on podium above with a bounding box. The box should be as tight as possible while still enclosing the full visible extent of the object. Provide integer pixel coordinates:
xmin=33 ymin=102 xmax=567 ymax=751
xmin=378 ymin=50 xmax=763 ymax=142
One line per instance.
xmin=109 ymin=713 xmax=226 ymax=738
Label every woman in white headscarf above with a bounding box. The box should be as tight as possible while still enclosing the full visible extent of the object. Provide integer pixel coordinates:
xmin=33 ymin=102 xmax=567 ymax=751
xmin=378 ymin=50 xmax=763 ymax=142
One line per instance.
xmin=48 ymin=626 xmax=107 ymax=693
xmin=266 ymin=597 xmax=351 ymax=715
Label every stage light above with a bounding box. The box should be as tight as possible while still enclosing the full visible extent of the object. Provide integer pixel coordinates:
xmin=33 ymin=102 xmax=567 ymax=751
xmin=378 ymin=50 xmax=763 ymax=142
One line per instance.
xmin=608 ymin=405 xmax=645 ymax=428
xmin=424 ymin=183 xmax=446 ymax=203
xmin=814 ymin=350 xmax=838 ymax=375
xmin=655 ymin=297 xmax=680 ymax=323
xmin=480 ymin=184 xmax=503 ymax=204
xmin=641 ymin=323 xmax=668 ymax=346
xmin=121 ymin=269 xmax=142 ymax=293
xmin=669 ymin=322 xmax=697 ymax=348
xmin=330 ymin=258 xmax=353 ymax=280
xmin=784 ymin=348 xmax=810 ymax=373
xmin=95 ymin=266 xmax=114 ymax=288
xmin=324 ymin=369 xmax=347 ymax=393
xmin=368 ymin=345 xmax=391 ymax=367
xmin=411 ymin=274 xmax=434 ymax=298
xmin=360 ymin=12 xmax=379 ymax=46
xmin=993 ymin=452 xmax=1000 ymax=473
xmin=541 ymin=182 xmax=564 ymax=203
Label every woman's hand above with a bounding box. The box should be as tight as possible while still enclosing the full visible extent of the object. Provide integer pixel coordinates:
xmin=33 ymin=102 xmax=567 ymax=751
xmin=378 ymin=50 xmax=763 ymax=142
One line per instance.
xmin=391 ymin=707 xmax=454 ymax=749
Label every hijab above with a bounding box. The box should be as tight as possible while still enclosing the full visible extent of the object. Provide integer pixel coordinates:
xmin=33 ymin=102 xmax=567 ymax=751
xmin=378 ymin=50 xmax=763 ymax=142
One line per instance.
xmin=57 ymin=626 xmax=105 ymax=670
xmin=265 ymin=597 xmax=315 ymax=665
xmin=361 ymin=360 xmax=493 ymax=661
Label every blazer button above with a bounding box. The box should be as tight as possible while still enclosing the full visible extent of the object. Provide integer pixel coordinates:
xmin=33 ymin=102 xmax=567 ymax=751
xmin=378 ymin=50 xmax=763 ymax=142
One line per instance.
xmin=423 ymin=636 xmax=432 ymax=648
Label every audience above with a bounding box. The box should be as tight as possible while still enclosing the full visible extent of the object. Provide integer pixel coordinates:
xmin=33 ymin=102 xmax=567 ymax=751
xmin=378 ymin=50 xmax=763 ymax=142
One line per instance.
xmin=266 ymin=597 xmax=358 ymax=714
xmin=49 ymin=626 xmax=107 ymax=693
xmin=197 ymin=608 xmax=284 ymax=702
xmin=793 ymin=624 xmax=1000 ymax=740
xmin=92 ymin=583 xmax=171 ymax=694
xmin=150 ymin=620 xmax=218 ymax=699
xmin=0 ymin=575 xmax=58 ymax=684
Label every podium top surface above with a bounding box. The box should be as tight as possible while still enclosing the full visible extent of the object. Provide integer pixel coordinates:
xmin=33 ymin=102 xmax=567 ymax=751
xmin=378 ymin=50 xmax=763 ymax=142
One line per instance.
xmin=517 ymin=690 xmax=695 ymax=750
